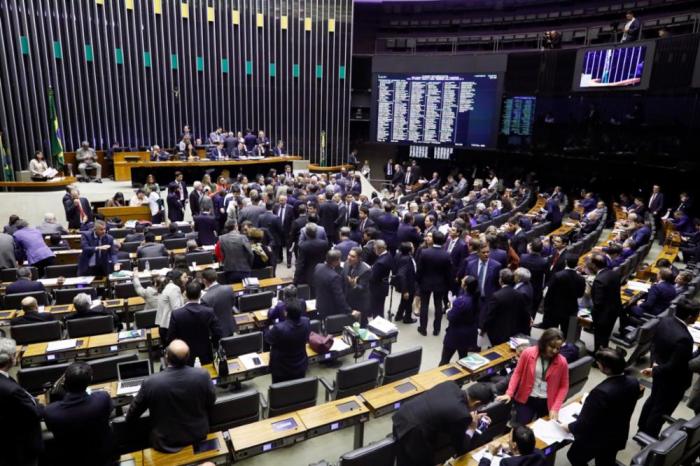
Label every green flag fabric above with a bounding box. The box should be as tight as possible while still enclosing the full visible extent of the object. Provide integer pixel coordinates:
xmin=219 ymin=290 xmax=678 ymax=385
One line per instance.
xmin=0 ymin=132 xmax=14 ymax=181
xmin=48 ymin=87 xmax=65 ymax=172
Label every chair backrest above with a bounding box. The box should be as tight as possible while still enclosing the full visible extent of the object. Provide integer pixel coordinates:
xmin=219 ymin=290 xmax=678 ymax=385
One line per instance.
xmin=475 ymin=400 xmax=513 ymax=446
xmin=66 ymin=315 xmax=115 ymax=338
xmin=0 ymin=266 xmax=38 ymax=282
xmin=566 ymin=355 xmax=594 ymax=400
xmin=339 ymin=437 xmax=395 ymax=466
xmin=627 ymin=318 xmax=659 ymax=367
xmin=220 ymin=332 xmax=264 ymax=358
xmin=383 ymin=347 xmax=422 ymax=385
xmin=251 ymin=267 xmax=274 ymax=279
xmin=296 ymin=284 xmax=311 ymax=301
xmin=111 ymin=414 xmax=152 ymax=455
xmin=162 ymin=238 xmax=188 ymax=250
xmin=11 ymin=320 xmax=62 ymax=345
xmin=109 ymin=228 xmax=129 ymax=239
xmin=17 ymin=362 xmax=71 ymax=394
xmin=134 ymin=309 xmax=157 ymax=329
xmin=208 ymin=389 xmax=261 ymax=432
xmin=309 ymin=319 xmax=321 ymax=334
xmin=325 ymin=314 xmax=355 ymax=335
xmin=45 ymin=264 xmax=79 ymax=278
xmin=54 ymin=287 xmax=96 ymax=305
xmin=87 ymin=353 xmax=138 ymax=384
xmin=268 ymin=377 xmax=318 ymax=417
xmin=336 ymin=359 xmax=380 ymax=399
xmin=644 ymin=430 xmax=687 ymax=466
xmin=185 ymin=251 xmax=215 ymax=265
xmin=238 ymin=291 xmax=274 ymax=313
xmin=119 ymin=241 xmax=141 ymax=253
xmin=115 ymin=259 xmax=133 ymax=271
xmin=137 ymin=256 xmax=170 ymax=271
xmin=114 ymin=280 xmax=151 ymax=299
xmin=4 ymin=291 xmax=48 ymax=309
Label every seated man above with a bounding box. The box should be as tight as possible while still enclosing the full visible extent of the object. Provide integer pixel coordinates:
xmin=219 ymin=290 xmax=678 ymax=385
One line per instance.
xmin=11 ymin=297 xmax=54 ymax=326
xmin=162 ymin=224 xmax=185 ymax=240
xmin=124 ymin=223 xmax=146 ymax=243
xmin=136 ymin=233 xmax=168 ymax=259
xmin=75 ymin=141 xmax=102 ymax=183
xmin=631 ymin=267 xmax=677 ymax=317
xmin=478 ymin=425 xmax=545 ymax=466
xmin=66 ymin=292 xmax=119 ymax=328
xmin=5 ymin=266 xmax=45 ymax=295
xmin=36 ymin=213 xmax=68 ymax=236
xmin=125 ymin=340 xmax=216 ymax=452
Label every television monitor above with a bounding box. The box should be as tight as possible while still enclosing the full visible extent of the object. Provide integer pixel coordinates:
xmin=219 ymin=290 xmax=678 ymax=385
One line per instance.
xmin=573 ymin=42 xmax=655 ymax=91
xmin=501 ymin=96 xmax=536 ymax=137
xmin=372 ymin=72 xmax=501 ymax=148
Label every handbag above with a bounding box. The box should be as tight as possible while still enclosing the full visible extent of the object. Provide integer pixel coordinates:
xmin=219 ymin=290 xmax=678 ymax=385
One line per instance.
xmin=308 ymin=331 xmax=333 ymax=354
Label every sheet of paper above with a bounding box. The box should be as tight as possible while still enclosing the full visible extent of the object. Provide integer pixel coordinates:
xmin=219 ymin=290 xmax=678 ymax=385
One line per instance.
xmin=531 ymin=418 xmax=574 ymax=444
xmin=626 ymin=280 xmax=652 ymax=293
xmin=330 ymin=338 xmax=351 ymax=352
xmin=688 ymin=326 xmax=700 ymax=345
xmin=471 ymin=447 xmax=508 ymax=465
xmin=239 ymin=353 xmax=265 ymax=370
xmin=46 ymin=338 xmax=78 ymax=352
xmin=558 ymin=401 xmax=583 ymax=426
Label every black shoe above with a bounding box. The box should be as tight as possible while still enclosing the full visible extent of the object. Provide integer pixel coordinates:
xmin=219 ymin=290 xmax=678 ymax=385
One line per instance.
xmin=403 ymin=318 xmax=417 ymax=324
xmin=433 ymin=329 xmax=440 ymax=336
xmin=417 ymin=327 xmax=427 ymax=336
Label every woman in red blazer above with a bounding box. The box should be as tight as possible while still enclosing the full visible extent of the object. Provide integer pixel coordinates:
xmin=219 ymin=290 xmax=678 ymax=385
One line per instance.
xmin=497 ymin=328 xmax=569 ymax=425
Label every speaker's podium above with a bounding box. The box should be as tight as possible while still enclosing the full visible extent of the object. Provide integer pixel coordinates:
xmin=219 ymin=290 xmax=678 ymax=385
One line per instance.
xmin=97 ymin=205 xmax=151 ymax=222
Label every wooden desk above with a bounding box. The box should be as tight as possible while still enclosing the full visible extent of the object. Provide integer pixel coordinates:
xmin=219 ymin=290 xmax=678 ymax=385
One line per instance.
xmin=233 ymin=313 xmax=256 ymax=332
xmin=466 ymin=343 xmax=517 ymax=379
xmin=546 ymin=220 xmax=579 ymax=238
xmin=142 ymin=432 xmax=229 ymax=466
xmin=297 ymin=395 xmax=370 ymax=449
xmin=22 ymin=338 xmax=89 ymax=367
xmin=85 ymin=330 xmax=149 ymax=357
xmin=452 ymin=429 xmax=550 ymax=466
xmin=308 ymin=163 xmax=354 ymax=173
xmin=53 ymin=249 xmax=82 ymax=265
xmin=231 ymin=277 xmax=291 ymax=293
xmin=229 ymin=412 xmax=306 ymax=461
xmin=118 ymin=451 xmax=143 ymax=466
xmin=98 ymin=205 xmax=151 ymax=222
xmin=410 ymin=363 xmax=470 ymax=390
xmin=361 ymin=378 xmax=426 ymax=417
xmin=523 ymin=195 xmax=546 ymax=217
xmin=0 ymin=176 xmax=77 ymax=191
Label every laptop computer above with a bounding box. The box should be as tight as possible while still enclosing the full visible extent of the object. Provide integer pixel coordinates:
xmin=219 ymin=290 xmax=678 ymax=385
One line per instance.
xmin=116 ymin=360 xmax=152 ymax=396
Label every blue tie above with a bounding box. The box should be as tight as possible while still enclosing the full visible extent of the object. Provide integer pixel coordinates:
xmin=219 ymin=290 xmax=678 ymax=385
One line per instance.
xmin=478 ymin=261 xmax=487 ymax=295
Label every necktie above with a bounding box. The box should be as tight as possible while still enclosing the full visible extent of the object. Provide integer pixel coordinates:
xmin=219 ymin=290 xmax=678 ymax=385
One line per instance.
xmin=448 ymin=239 xmax=456 ymax=253
xmin=649 ymin=193 xmax=656 ymax=209
xmin=551 ymin=250 xmax=560 ymax=270
xmin=405 ymin=173 xmax=410 ymax=184
xmin=478 ymin=261 xmax=487 ymax=295
xmin=346 ymin=204 xmax=350 ymax=223
xmin=279 ymin=206 xmax=285 ymax=225
xmin=78 ymin=201 xmax=87 ymax=223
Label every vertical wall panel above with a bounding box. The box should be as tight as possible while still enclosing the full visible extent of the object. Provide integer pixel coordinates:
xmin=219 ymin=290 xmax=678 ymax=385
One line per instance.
xmin=0 ymin=0 xmax=352 ymax=168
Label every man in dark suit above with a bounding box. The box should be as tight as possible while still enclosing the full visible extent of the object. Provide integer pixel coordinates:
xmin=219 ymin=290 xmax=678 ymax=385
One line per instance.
xmin=64 ymin=189 xmax=94 ymax=230
xmin=126 ymin=339 xmax=216 ymax=452
xmin=391 ymin=164 xmax=404 ymax=186
xmin=136 ymin=233 xmax=168 ymax=259
xmin=397 ymin=213 xmax=422 ymax=250
xmin=376 ymin=203 xmax=400 ymax=253
xmin=44 ymin=362 xmax=115 ymax=466
xmin=484 ymin=269 xmax=530 ymax=346
xmin=357 ymin=206 xmax=375 ymax=233
xmin=369 ymin=240 xmax=394 ymax=321
xmin=334 ymin=227 xmax=359 ymax=261
xmin=630 ymin=267 xmax=677 ymax=318
xmin=466 ymin=243 xmax=503 ymax=320
xmin=208 ymin=142 xmax=226 ymax=160
xmin=258 ymin=200 xmax=283 ymax=273
xmin=66 ymin=292 xmax=120 ymax=328
xmin=564 ymin=348 xmax=641 ymax=466
xmin=542 ymin=255 xmax=586 ymax=336
xmin=11 ymin=296 xmax=54 ymax=326
xmin=589 ymin=254 xmax=622 ymax=350
xmin=479 ymin=425 xmax=546 ymax=466
xmin=384 ymin=158 xmax=394 ymax=181
xmin=393 ymin=242 xmax=417 ymax=324
xmin=167 ymin=282 xmax=223 ymax=366
xmin=274 ymin=194 xmax=295 ymax=267
xmin=392 ymin=381 xmax=493 ymax=466
xmin=5 ymin=266 xmax=45 ymax=295
xmin=337 ymin=193 xmax=359 ymax=228
xmin=294 ymin=223 xmax=329 ymax=295
xmin=416 ymin=232 xmax=453 ymax=336
xmin=318 ymin=192 xmax=340 ymax=243
xmin=77 ymin=221 xmax=116 ymax=276
xmin=620 ymin=10 xmax=641 ymax=42
xmin=401 ymin=166 xmax=417 ymax=187
xmin=343 ymin=246 xmax=372 ymax=321
xmin=547 ymin=235 xmax=568 ymax=278
xmin=200 ymin=268 xmax=236 ymax=337
xmin=648 ymin=185 xmax=664 ymax=218
xmin=173 ymin=171 xmax=188 ymax=209
xmin=444 ymin=224 xmax=467 ymax=274
xmin=513 ymin=268 xmax=534 ymax=317
xmin=509 ymin=219 xmax=528 ymax=256
xmin=189 ymin=181 xmax=205 ymax=217
xmin=124 ymin=223 xmax=146 ymax=243
xmin=519 ymin=239 xmax=549 ymax=315
xmin=638 ymin=298 xmax=699 ymax=437
xmin=193 ymin=207 xmax=218 ymax=246
xmin=313 ymin=249 xmax=355 ymax=319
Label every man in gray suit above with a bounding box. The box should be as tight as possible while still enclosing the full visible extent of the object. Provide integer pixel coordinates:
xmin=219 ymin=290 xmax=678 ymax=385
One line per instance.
xmin=136 ymin=233 xmax=168 ymax=259
xmin=237 ymin=191 xmax=266 ymax=227
xmin=126 ymin=339 xmax=216 ymax=452
xmin=36 ymin=213 xmax=68 ymax=235
xmin=218 ymin=220 xmax=253 ymax=283
xmin=200 ymin=267 xmax=237 ymax=337
xmin=0 ymin=232 xmax=17 ymax=269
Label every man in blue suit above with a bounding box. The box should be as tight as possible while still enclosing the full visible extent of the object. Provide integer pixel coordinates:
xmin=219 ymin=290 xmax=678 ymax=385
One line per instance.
xmin=630 ymin=268 xmax=677 ymax=317
xmin=194 ymin=205 xmax=218 ymax=246
xmin=631 ymin=217 xmax=651 ymax=249
xmin=369 ymin=240 xmax=394 ymax=321
xmin=334 ymin=227 xmax=359 ymax=261
xmin=313 ymin=249 xmax=356 ymax=320
xmin=444 ymin=224 xmax=467 ymax=272
xmin=78 ymin=220 xmax=116 ymax=276
xmin=519 ymin=239 xmax=549 ymax=316
xmin=466 ymin=243 xmax=503 ymax=320
xmin=416 ymin=231 xmax=453 ymax=336
xmin=544 ymin=195 xmax=562 ymax=228
xmin=5 ymin=267 xmax=45 ymax=295
xmin=208 ymin=142 xmax=226 ymax=160
xmin=375 ymin=203 xmax=400 ymax=253
xmin=479 ymin=425 xmax=545 ymax=466
xmin=396 ymin=213 xmax=422 ymax=250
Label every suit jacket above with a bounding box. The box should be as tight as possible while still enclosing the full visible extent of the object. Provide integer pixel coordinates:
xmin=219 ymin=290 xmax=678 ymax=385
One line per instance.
xmin=137 ymin=242 xmax=168 ymax=259
xmin=484 ymin=286 xmax=530 ymax=345
xmin=189 ymin=190 xmax=203 ymax=217
xmin=445 ymin=237 xmax=467 ymax=271
xmin=238 ymin=205 xmax=266 ymax=227
xmin=543 ymin=268 xmax=586 ymax=322
xmin=569 ymin=374 xmax=640 ymax=452
xmin=337 ymin=202 xmax=359 ymax=227
xmin=44 ymin=391 xmax=114 ymax=466
xmin=638 ymin=281 xmax=676 ymax=316
xmin=444 ymin=293 xmax=479 ymax=351
xmin=510 ymin=230 xmax=528 ymax=255
xmin=649 ymin=192 xmax=664 ymax=215
xmin=466 ymin=258 xmax=502 ymax=300
xmin=416 ymin=246 xmax=453 ymax=293
xmin=591 ymin=268 xmax=622 ymax=328
xmin=334 ymin=239 xmax=359 ymax=261
xmin=126 ymin=366 xmax=215 ymax=452
xmin=64 ymin=197 xmax=94 ymax=230
xmin=514 ymin=282 xmax=534 ymax=316
xmin=194 ymin=214 xmax=218 ymax=246
xmin=77 ymin=231 xmax=116 ymax=276
xmin=167 ymin=193 xmax=184 ymax=222
xmin=376 ymin=213 xmax=400 ymax=251
xmin=5 ymin=278 xmax=45 ymax=296
xmin=266 ymin=317 xmax=311 ymax=381
xmin=10 ymin=311 xmax=54 ymax=327
xmin=393 ymin=253 xmax=417 ymax=294
xmin=294 ymin=238 xmax=329 ymax=286
xmin=632 ymin=225 xmax=651 ymax=248
xmin=273 ymin=204 xmax=295 ymax=237
xmin=397 ymin=223 xmax=422 ymax=249
xmin=201 ymin=283 xmax=237 ymax=337
xmin=343 ymin=261 xmax=371 ymax=314
xmin=489 ymin=248 xmax=508 ymax=268
xmin=651 ymin=316 xmax=694 ymax=390
xmin=519 ymin=253 xmax=548 ymax=307
xmin=313 ymin=263 xmax=351 ymax=317
xmin=318 ymin=202 xmax=340 ymax=241
xmin=479 ymin=451 xmax=546 ymax=466
xmin=0 ymin=374 xmax=43 ymax=465
xmin=370 ymin=252 xmax=394 ymax=298
xmin=167 ymin=302 xmax=223 ymax=365
xmin=0 ymin=232 xmax=16 ymax=269
xmin=258 ymin=211 xmax=284 ymax=249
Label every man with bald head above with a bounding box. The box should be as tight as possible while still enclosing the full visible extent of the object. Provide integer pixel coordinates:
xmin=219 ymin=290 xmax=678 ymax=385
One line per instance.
xmin=10 ymin=296 xmax=54 ymax=326
xmin=126 ymin=339 xmax=216 ymax=452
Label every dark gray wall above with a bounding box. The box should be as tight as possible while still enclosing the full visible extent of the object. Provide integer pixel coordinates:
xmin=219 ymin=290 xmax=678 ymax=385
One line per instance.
xmin=0 ymin=0 xmax=353 ymax=168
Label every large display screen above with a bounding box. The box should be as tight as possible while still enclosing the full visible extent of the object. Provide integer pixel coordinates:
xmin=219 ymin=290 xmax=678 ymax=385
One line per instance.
xmin=573 ymin=42 xmax=655 ymax=91
xmin=501 ymin=96 xmax=536 ymax=136
xmin=373 ymin=73 xmax=500 ymax=148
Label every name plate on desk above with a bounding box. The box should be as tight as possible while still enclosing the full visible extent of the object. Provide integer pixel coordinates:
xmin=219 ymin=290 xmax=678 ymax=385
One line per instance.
xmin=271 ymin=418 xmax=299 ymax=432
xmin=394 ymin=381 xmax=417 ymax=394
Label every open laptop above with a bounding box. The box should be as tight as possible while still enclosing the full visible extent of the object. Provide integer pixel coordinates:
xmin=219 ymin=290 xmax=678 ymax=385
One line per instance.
xmin=116 ymin=360 xmax=152 ymax=396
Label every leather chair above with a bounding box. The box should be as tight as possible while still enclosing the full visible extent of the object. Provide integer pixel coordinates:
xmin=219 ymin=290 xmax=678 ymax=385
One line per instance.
xmin=325 ymin=314 xmax=355 ymax=335
xmin=54 ymin=287 xmax=96 ymax=305
xmin=163 ymin=238 xmax=187 ymax=250
xmin=382 ymin=347 xmax=422 ymax=385
xmin=339 ymin=437 xmax=395 ymax=466
xmin=114 ymin=280 xmax=151 ymax=299
xmin=320 ymin=359 xmax=380 ymax=401
xmin=119 ymin=241 xmax=141 ymax=254
xmin=566 ymin=355 xmax=594 ymax=400
xmin=137 ymin=256 xmax=169 ymax=271
xmin=267 ymin=377 xmax=318 ymax=417
xmin=11 ymin=320 xmax=62 ymax=345
xmin=114 ymin=259 xmax=133 ymax=271
xmin=4 ymin=291 xmax=48 ymax=310
xmin=309 ymin=319 xmax=321 ymax=334
xmin=238 ymin=291 xmax=274 ymax=313
xmin=657 ymin=413 xmax=700 ymax=465
xmin=17 ymin=362 xmax=71 ymax=394
xmin=208 ymin=389 xmax=261 ymax=432
xmin=185 ymin=251 xmax=214 ymax=265
xmin=0 ymin=266 xmax=38 ymax=282
xmin=148 ymin=226 xmax=169 ymax=236
xmin=45 ymin=264 xmax=79 ymax=278
xmin=220 ymin=332 xmax=264 ymax=358
xmin=87 ymin=353 xmax=138 ymax=384
xmin=624 ymin=318 xmax=660 ymax=368
xmin=109 ymin=228 xmax=129 ymax=239
xmin=631 ymin=430 xmax=687 ymax=466
xmin=66 ymin=315 xmax=115 ymax=338
xmin=134 ymin=309 xmax=157 ymax=329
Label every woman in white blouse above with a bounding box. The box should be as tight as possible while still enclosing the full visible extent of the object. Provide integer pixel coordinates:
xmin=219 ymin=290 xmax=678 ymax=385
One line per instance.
xmin=132 ymin=273 xmax=164 ymax=311
xmin=155 ymin=269 xmax=188 ymax=345
xmin=29 ymin=151 xmax=51 ymax=180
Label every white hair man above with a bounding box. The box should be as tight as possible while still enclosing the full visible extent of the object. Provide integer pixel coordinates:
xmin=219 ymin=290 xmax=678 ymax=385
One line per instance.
xmin=36 ymin=213 xmax=68 ymax=235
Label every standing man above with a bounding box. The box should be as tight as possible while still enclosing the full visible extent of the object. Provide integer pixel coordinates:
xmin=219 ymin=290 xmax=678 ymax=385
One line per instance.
xmin=77 ymin=220 xmax=116 ymax=276
xmin=75 ymin=140 xmax=102 ymax=182
xmin=564 ymin=347 xmax=641 ymax=466
xmin=294 ymin=223 xmax=330 ymax=294
xmin=368 ymin=240 xmax=394 ymax=321
xmin=258 ymin=200 xmax=283 ymax=275
xmin=393 ymin=243 xmax=417 ymax=324
xmin=483 ymin=269 xmax=531 ymax=346
xmin=542 ymin=254 xmax=586 ymax=337
xmin=620 ymin=10 xmax=641 ymax=43
xmin=215 ymin=220 xmax=253 ymax=283
xmin=376 ymin=202 xmax=400 ymax=253
xmin=0 ymin=337 xmax=43 ymax=466
xmin=343 ymin=247 xmax=372 ymax=322
xmin=200 ymin=268 xmax=237 ymax=337
xmin=416 ymin=231 xmax=452 ymax=336
xmin=274 ymin=194 xmax=295 ymax=268
xmin=466 ymin=242 xmax=503 ymax=320
xmin=638 ymin=298 xmax=699 ymax=437
xmin=64 ymin=189 xmax=94 ymax=230
xmin=589 ymin=254 xmax=622 ymax=350
xmin=189 ymin=181 xmax=205 ymax=217
xmin=384 ymin=158 xmax=394 ymax=181
xmin=519 ymin=239 xmax=549 ymax=316
xmin=313 ymin=250 xmax=355 ymax=320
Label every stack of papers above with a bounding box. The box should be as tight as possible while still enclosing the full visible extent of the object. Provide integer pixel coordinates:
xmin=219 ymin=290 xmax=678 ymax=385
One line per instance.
xmin=239 ymin=353 xmax=265 ymax=370
xmin=330 ymin=339 xmax=351 ymax=352
xmin=118 ymin=329 xmax=144 ymax=341
xmin=531 ymin=418 xmax=574 ymax=444
xmin=626 ymin=281 xmax=652 ymax=293
xmin=368 ymin=316 xmax=398 ymax=336
xmin=457 ymin=353 xmax=491 ymax=371
xmin=509 ymin=337 xmax=530 ymax=349
xmin=471 ymin=447 xmax=510 ymax=465
xmin=306 ymin=299 xmax=316 ymax=310
xmin=47 ymin=339 xmax=78 ymax=352
xmin=558 ymin=401 xmax=583 ymax=426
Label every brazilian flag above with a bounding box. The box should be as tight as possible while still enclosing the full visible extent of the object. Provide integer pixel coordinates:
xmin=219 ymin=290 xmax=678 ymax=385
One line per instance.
xmin=48 ymin=87 xmax=65 ymax=172
xmin=0 ymin=132 xmax=13 ymax=182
